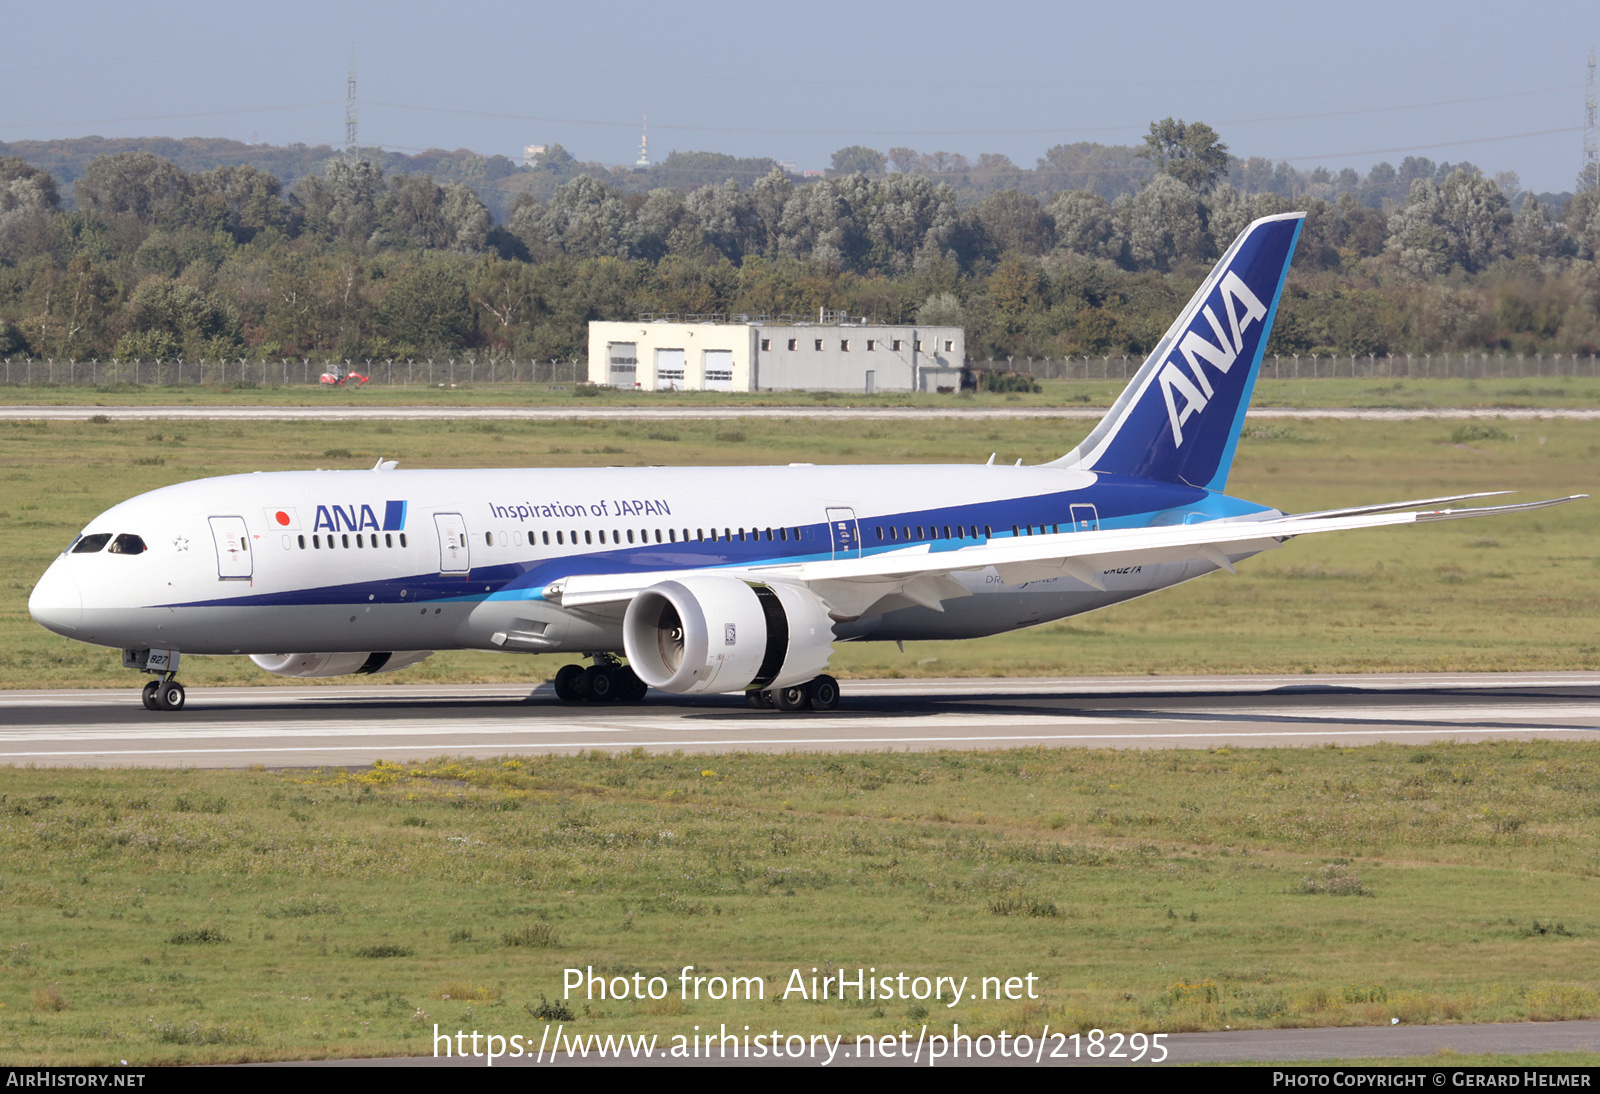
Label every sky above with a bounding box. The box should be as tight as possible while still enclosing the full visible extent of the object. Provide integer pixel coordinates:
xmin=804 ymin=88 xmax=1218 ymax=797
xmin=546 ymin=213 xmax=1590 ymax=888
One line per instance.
xmin=5 ymin=0 xmax=1596 ymax=193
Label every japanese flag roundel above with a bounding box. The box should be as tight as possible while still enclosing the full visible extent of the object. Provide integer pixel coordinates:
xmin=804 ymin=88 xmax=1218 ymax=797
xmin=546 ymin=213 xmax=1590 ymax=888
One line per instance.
xmin=264 ymin=507 xmax=300 ymax=531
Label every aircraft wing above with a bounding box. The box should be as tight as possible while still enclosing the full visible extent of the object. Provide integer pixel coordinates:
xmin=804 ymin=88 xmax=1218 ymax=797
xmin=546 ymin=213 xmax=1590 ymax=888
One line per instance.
xmin=547 ymin=494 xmax=1585 ymax=619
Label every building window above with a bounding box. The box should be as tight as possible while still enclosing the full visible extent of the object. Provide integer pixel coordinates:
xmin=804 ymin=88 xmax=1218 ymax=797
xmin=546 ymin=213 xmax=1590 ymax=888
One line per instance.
xmin=944 ymin=339 xmax=954 ymax=352
xmin=915 ymin=339 xmax=924 ymax=352
xmin=892 ymin=339 xmax=902 ymax=351
xmin=866 ymin=339 xmax=876 ymax=351
xmin=760 ymin=338 xmax=770 ymax=351
xmin=813 ymin=339 xmax=823 ymax=351
xmin=787 ymin=338 xmax=797 ymax=351
xmin=840 ymin=340 xmax=850 ymax=352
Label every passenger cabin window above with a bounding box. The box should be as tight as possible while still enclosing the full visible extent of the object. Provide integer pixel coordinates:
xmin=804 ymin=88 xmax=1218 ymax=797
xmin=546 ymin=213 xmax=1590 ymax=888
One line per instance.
xmin=72 ymin=533 xmax=112 ymax=554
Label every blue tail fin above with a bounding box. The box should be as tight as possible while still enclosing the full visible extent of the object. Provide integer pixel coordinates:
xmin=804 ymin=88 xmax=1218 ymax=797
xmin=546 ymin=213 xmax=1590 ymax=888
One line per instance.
xmin=1052 ymin=212 xmax=1304 ymax=491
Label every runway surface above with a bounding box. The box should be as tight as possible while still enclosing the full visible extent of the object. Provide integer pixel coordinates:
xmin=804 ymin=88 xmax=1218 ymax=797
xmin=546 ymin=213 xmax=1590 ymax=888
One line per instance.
xmin=5 ymin=671 xmax=1598 ymax=769
xmin=6 ymin=404 xmax=1600 ymax=422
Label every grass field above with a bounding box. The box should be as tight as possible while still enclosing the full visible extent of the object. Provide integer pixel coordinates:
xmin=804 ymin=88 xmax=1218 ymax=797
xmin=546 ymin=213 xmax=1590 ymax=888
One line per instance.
xmin=1 ymin=414 xmax=1595 ymax=690
xmin=5 ymin=376 xmax=1600 ymax=409
xmin=2 ymin=744 xmax=1599 ymax=1064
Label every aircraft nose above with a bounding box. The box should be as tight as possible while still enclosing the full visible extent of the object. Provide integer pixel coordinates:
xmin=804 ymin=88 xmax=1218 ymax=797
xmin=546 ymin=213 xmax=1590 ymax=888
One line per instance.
xmin=29 ymin=563 xmax=82 ymax=636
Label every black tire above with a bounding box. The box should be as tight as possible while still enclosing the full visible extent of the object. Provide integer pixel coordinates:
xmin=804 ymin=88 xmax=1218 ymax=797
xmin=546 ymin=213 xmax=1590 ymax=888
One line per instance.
xmin=773 ymin=683 xmax=810 ymax=712
xmin=614 ymin=666 xmax=648 ymax=703
xmin=156 ymin=681 xmax=185 ymax=711
xmin=582 ymin=664 xmax=616 ymax=702
xmin=746 ymin=689 xmax=774 ymax=709
xmin=806 ymin=674 xmax=840 ymax=712
xmin=141 ymin=680 xmax=160 ymax=710
xmin=553 ymin=664 xmax=585 ymax=702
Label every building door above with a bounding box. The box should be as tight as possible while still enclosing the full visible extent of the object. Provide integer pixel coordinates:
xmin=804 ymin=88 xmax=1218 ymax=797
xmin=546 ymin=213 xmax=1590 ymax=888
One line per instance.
xmin=703 ymin=349 xmax=735 ymax=391
xmin=1069 ymin=504 xmax=1100 ymax=533
xmin=207 ymin=516 xmax=252 ymax=580
xmin=434 ymin=513 xmax=471 ymax=574
xmin=655 ymin=348 xmax=686 ymax=390
xmin=826 ymin=507 xmax=860 ymax=559
xmin=607 ymin=342 xmax=638 ymax=387
xmin=864 ymin=370 xmax=875 ymax=394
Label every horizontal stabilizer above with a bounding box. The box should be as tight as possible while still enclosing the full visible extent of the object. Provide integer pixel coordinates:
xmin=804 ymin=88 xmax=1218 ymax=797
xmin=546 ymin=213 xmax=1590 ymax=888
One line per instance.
xmin=1293 ymin=491 xmax=1512 ymax=521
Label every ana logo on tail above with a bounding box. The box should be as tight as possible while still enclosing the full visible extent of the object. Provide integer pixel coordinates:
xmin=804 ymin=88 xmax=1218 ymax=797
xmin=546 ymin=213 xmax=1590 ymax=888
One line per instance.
xmin=1158 ymin=270 xmax=1268 ymax=448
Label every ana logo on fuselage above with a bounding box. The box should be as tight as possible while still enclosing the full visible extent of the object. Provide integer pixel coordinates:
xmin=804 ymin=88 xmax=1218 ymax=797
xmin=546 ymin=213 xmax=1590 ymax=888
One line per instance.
xmin=312 ymin=500 xmax=408 ymax=533
xmin=1158 ymin=271 xmax=1268 ymax=448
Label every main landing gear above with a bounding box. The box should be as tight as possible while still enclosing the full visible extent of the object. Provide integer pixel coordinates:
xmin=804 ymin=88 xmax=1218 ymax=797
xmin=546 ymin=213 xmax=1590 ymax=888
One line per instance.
xmin=125 ymin=648 xmax=185 ymax=711
xmin=746 ymin=674 xmax=840 ymax=713
xmin=551 ymin=655 xmax=648 ymax=704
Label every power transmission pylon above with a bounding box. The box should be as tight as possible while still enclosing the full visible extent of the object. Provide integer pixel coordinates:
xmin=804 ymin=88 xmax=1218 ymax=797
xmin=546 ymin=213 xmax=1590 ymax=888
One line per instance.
xmin=1581 ymin=48 xmax=1597 ymax=191
xmin=345 ymin=48 xmax=359 ymax=161
xmin=636 ymin=112 xmax=650 ymax=168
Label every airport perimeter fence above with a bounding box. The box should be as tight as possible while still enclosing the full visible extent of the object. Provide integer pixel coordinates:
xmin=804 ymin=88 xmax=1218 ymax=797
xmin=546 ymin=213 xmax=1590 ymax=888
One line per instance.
xmin=974 ymin=352 xmax=1600 ymax=382
xmin=0 ymin=358 xmax=588 ymax=388
xmin=2 ymin=353 xmax=1598 ymax=389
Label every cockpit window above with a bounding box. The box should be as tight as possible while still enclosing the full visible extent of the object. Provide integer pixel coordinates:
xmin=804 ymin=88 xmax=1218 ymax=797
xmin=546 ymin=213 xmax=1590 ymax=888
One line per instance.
xmin=109 ymin=534 xmax=147 ymax=555
xmin=72 ymin=533 xmax=112 ymax=554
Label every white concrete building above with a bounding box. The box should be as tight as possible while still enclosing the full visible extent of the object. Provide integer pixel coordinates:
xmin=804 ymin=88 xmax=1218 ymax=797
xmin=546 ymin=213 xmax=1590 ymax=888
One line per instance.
xmin=588 ymin=316 xmax=965 ymax=393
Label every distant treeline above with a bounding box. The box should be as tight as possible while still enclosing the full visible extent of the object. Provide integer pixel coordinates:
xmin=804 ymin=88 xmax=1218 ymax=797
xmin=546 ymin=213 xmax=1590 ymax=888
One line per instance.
xmin=2 ymin=123 xmax=1599 ymax=365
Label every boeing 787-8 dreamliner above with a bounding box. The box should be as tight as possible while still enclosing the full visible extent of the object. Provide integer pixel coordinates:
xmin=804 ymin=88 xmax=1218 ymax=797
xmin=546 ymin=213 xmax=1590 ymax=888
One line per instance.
xmin=28 ymin=213 xmax=1583 ymax=712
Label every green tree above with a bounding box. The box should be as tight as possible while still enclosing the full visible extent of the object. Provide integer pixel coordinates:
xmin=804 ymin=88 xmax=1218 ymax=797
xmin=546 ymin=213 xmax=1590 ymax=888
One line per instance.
xmin=76 ymin=152 xmax=191 ymax=225
xmin=1136 ymin=119 xmax=1229 ymax=193
xmin=0 ymin=157 xmax=60 ymax=263
xmin=973 ymin=190 xmax=1053 ymax=257
xmin=114 ymin=276 xmax=242 ymax=359
xmin=375 ymin=263 xmax=474 ymax=353
xmin=1385 ymin=170 xmax=1512 ymax=276
xmin=827 ymin=146 xmax=886 ymax=177
xmin=1120 ymin=174 xmax=1208 ymax=270
xmin=1047 ymin=190 xmax=1117 ymax=259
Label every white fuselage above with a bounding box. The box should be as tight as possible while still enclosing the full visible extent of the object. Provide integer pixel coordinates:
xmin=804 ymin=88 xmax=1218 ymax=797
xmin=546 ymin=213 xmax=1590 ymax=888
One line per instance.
xmin=29 ymin=462 xmax=1249 ymax=662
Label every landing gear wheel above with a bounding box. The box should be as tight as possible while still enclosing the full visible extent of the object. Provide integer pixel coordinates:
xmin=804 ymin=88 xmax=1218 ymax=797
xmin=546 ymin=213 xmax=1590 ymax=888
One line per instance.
xmin=141 ymin=680 xmax=160 ymax=710
xmin=806 ymin=674 xmax=840 ymax=712
xmin=582 ymin=664 xmax=616 ymax=702
xmin=746 ymin=689 xmax=774 ymax=709
xmin=155 ymin=680 xmax=185 ymax=711
xmin=773 ymin=683 xmax=811 ymax=712
xmin=614 ymin=666 xmax=648 ymax=703
xmin=553 ymin=664 xmax=585 ymax=702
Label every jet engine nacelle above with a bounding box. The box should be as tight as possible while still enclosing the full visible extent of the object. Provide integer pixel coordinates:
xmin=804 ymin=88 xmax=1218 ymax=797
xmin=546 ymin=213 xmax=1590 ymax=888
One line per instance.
xmin=248 ymin=651 xmax=434 ymax=678
xmin=622 ymin=577 xmax=834 ymax=695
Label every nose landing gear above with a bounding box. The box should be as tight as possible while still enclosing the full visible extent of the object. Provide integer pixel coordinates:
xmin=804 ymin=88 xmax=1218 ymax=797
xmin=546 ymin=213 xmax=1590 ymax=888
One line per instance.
xmin=141 ymin=677 xmax=186 ymax=711
xmin=126 ymin=648 xmax=185 ymax=711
